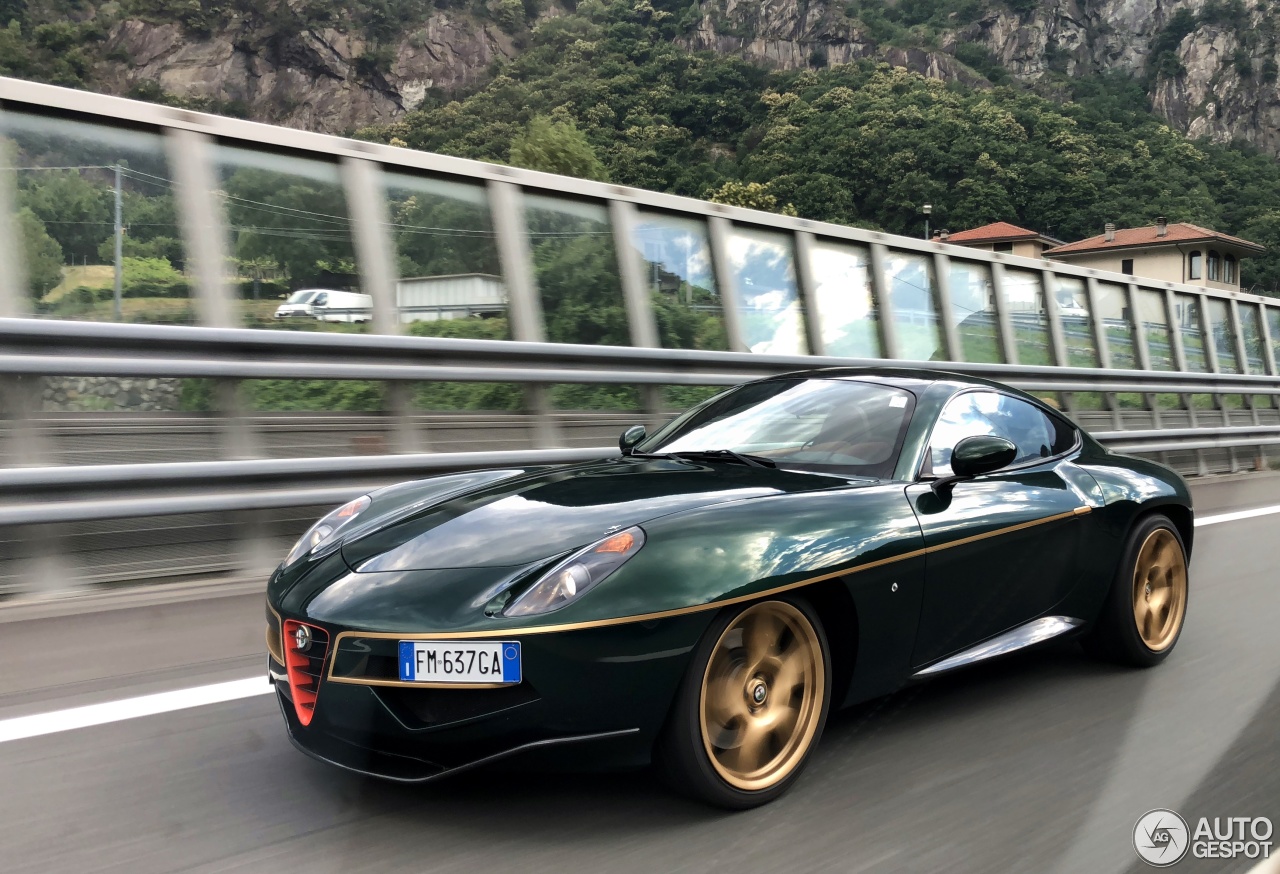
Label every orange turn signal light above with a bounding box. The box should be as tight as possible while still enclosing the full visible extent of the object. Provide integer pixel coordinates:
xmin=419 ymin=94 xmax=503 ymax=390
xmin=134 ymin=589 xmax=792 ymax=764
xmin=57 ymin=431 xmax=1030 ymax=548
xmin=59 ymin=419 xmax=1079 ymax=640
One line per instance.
xmin=335 ymin=495 xmax=370 ymax=519
xmin=594 ymin=531 xmax=635 ymax=554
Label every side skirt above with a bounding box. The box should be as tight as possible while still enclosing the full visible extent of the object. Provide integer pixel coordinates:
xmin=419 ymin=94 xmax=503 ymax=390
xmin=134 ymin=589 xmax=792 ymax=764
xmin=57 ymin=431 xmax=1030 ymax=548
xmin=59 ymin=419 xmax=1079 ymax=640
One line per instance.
xmin=911 ymin=616 xmax=1085 ymax=679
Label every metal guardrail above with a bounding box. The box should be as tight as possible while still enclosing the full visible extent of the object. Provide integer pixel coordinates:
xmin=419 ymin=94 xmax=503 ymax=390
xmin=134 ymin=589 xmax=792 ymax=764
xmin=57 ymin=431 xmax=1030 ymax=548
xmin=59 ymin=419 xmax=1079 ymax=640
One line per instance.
xmin=2 ymin=318 xmax=1279 ymax=531
xmin=5 ymin=318 xmax=1280 ymax=391
xmin=1 ymin=76 xmax=1279 ymax=594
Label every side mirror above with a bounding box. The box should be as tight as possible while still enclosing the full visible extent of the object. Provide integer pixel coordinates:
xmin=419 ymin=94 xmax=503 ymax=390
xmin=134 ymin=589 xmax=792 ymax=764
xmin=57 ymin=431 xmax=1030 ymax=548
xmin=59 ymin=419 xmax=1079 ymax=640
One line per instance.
xmin=619 ymin=424 xmax=647 ymax=455
xmin=951 ymin=435 xmax=1018 ymax=477
xmin=930 ymin=435 xmax=1017 ymax=497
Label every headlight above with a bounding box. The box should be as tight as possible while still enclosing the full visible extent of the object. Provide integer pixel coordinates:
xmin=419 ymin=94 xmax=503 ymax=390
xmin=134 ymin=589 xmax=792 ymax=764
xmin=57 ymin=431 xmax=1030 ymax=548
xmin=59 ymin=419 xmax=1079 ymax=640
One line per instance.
xmin=284 ymin=495 xmax=371 ymax=567
xmin=504 ymin=526 xmax=646 ymax=617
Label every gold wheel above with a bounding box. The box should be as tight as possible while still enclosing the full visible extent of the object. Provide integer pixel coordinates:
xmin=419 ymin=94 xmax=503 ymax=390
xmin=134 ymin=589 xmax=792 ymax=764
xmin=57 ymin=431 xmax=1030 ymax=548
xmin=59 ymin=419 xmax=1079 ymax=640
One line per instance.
xmin=1131 ymin=527 xmax=1188 ymax=652
xmin=698 ymin=601 xmax=825 ymax=792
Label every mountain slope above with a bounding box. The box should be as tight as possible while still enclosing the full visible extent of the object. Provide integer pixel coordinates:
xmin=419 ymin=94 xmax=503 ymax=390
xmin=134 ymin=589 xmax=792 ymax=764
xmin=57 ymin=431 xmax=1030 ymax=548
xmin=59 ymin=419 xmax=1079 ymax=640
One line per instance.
xmin=7 ymin=0 xmax=1280 ymax=293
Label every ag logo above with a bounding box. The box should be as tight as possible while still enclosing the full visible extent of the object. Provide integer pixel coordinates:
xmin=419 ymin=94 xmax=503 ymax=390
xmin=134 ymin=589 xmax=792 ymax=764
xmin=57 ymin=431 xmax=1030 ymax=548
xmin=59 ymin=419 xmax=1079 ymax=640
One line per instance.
xmin=1134 ymin=809 xmax=1190 ymax=867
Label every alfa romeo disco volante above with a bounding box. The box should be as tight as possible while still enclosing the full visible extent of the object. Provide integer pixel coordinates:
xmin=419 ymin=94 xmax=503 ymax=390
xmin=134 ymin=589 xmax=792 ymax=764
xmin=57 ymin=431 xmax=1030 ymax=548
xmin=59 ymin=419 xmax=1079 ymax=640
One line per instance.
xmin=266 ymin=368 xmax=1192 ymax=808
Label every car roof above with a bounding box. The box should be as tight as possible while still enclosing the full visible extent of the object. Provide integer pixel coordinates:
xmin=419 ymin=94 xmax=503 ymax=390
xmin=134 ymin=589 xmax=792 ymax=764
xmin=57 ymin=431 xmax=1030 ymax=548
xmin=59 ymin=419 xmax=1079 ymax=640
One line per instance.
xmin=764 ymin=366 xmax=997 ymax=391
xmin=764 ymin=366 xmax=1073 ymax=422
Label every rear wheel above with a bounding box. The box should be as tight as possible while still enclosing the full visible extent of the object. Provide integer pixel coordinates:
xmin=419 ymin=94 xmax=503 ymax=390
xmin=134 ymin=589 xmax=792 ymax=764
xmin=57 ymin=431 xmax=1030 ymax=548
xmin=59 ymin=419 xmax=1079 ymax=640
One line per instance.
xmin=658 ymin=598 xmax=831 ymax=809
xmin=1084 ymin=514 xmax=1189 ymax=667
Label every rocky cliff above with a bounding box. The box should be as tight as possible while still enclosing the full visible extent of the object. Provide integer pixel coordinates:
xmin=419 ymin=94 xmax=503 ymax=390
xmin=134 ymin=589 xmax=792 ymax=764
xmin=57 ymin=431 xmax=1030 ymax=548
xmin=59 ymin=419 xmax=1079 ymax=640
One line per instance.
xmin=13 ymin=0 xmax=1280 ymax=156
xmin=687 ymin=0 xmax=1280 ymax=157
xmin=92 ymin=6 xmax=518 ymax=132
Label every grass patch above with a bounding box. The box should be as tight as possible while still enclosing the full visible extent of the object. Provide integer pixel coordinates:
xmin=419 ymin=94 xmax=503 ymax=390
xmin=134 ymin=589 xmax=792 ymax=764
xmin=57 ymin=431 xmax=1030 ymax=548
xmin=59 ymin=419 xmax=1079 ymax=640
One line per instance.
xmin=44 ymin=264 xmax=116 ymax=302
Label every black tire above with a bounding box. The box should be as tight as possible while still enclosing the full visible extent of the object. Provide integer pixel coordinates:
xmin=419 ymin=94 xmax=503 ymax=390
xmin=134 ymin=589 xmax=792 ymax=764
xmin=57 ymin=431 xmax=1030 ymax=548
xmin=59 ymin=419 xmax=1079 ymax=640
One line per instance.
xmin=657 ymin=597 xmax=832 ymax=809
xmin=1083 ymin=514 xmax=1189 ymax=667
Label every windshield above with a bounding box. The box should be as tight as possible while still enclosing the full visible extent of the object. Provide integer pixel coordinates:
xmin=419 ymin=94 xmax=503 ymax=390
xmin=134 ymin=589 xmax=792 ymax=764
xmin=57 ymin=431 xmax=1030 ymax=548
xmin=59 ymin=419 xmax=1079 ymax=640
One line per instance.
xmin=287 ymin=290 xmax=317 ymax=304
xmin=638 ymin=378 xmax=916 ymax=478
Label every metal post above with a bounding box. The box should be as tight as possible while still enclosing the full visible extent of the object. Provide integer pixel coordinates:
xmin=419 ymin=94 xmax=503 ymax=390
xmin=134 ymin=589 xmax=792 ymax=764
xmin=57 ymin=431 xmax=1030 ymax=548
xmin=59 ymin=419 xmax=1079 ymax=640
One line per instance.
xmin=1163 ymin=289 xmax=1205 ymax=474
xmin=113 ymin=164 xmax=123 ymax=322
xmin=868 ymin=243 xmax=900 ymax=360
xmin=0 ymin=109 xmax=29 ymax=318
xmin=933 ymin=252 xmax=961 ymax=362
xmin=1125 ymin=284 xmax=1148 ymax=370
xmin=488 ymin=180 xmax=543 ymax=343
xmin=1198 ymin=295 xmax=1237 ymax=471
xmin=707 ymin=216 xmax=747 ymax=354
xmin=1164 ymin=289 xmax=1189 ymax=373
xmin=1260 ymin=307 xmax=1279 ymax=437
xmin=1230 ymin=300 xmax=1264 ymax=467
xmin=1260 ymin=303 xmax=1279 ymax=377
xmin=1200 ymin=296 xmax=1221 ymax=375
xmin=793 ymin=231 xmax=826 ymax=357
xmin=0 ymin=109 xmax=73 ymax=594
xmin=989 ymin=261 xmax=1018 ymax=365
xmin=609 ymin=200 xmax=663 ymax=427
xmin=166 ymin=127 xmax=273 ymax=573
xmin=1125 ymin=283 xmax=1159 ymax=452
xmin=342 ymin=157 xmax=422 ymax=452
xmin=487 ymin=180 xmax=558 ymax=447
xmin=0 ymin=376 xmax=77 ymax=594
xmin=1084 ymin=278 xmax=1112 ymax=368
xmin=609 ymin=201 xmax=659 ymax=349
xmin=340 ymin=157 xmax=399 ymax=335
xmin=166 ymin=128 xmax=234 ymax=329
xmin=1228 ymin=299 xmax=1251 ymax=375
xmin=1039 ymin=269 xmax=1071 ymax=413
xmin=1041 ymin=270 xmax=1068 ymax=368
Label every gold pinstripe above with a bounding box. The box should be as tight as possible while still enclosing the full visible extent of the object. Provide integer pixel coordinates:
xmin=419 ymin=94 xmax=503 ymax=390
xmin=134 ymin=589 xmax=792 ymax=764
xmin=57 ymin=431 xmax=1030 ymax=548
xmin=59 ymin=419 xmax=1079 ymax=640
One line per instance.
xmin=320 ymin=506 xmax=1091 ymax=688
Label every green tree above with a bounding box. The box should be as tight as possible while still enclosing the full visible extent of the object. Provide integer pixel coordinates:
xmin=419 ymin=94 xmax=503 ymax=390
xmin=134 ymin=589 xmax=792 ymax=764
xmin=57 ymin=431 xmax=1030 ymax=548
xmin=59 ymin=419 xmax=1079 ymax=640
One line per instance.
xmin=509 ymin=115 xmax=609 ymax=180
xmin=704 ymin=180 xmax=798 ymax=216
xmin=222 ymin=167 xmax=355 ymax=286
xmin=18 ymin=169 xmax=111 ymax=263
xmin=17 ymin=206 xmax=63 ymax=296
xmin=120 ymin=256 xmax=189 ymax=298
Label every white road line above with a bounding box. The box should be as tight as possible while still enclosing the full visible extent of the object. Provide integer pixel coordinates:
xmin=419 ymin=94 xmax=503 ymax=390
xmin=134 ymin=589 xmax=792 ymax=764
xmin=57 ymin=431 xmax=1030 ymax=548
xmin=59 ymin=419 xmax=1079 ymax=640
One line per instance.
xmin=0 ymin=677 xmax=273 ymax=744
xmin=1195 ymin=503 xmax=1280 ymax=527
xmin=0 ymin=501 xmax=1276 ymax=745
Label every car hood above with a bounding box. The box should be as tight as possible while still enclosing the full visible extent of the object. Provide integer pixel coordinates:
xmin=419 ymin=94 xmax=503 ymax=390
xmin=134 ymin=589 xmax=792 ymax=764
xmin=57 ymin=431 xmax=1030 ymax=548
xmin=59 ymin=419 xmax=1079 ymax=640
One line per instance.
xmin=341 ymin=457 xmax=862 ymax=572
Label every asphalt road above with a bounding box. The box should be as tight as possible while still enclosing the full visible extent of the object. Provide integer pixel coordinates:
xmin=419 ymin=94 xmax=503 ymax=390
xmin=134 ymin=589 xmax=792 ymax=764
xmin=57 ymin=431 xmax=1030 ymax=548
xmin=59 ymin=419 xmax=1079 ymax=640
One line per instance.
xmin=1 ymin=475 xmax=1278 ymax=874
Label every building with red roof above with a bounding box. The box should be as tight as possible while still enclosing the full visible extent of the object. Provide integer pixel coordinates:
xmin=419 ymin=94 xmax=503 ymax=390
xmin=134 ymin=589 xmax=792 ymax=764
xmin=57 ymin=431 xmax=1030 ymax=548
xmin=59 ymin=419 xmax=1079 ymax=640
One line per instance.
xmin=940 ymin=221 xmax=1065 ymax=259
xmin=1045 ymin=219 xmax=1263 ymax=291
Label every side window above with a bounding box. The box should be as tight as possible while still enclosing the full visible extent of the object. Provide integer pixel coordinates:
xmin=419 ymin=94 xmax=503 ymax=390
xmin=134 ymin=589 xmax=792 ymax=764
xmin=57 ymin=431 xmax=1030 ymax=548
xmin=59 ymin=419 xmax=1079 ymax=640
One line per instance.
xmin=927 ymin=392 xmax=1076 ymax=476
xmin=313 ymin=292 xmax=329 ymax=307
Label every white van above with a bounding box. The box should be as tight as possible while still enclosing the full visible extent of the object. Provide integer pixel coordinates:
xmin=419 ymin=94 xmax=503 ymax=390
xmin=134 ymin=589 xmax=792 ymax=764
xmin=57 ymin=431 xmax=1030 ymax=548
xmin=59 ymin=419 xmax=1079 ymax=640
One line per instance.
xmin=273 ymin=289 xmax=373 ymax=323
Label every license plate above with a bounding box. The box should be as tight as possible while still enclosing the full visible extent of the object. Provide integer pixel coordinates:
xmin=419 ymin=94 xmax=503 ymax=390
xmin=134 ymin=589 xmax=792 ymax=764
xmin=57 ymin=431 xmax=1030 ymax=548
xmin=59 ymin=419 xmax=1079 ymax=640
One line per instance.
xmin=397 ymin=640 xmax=521 ymax=684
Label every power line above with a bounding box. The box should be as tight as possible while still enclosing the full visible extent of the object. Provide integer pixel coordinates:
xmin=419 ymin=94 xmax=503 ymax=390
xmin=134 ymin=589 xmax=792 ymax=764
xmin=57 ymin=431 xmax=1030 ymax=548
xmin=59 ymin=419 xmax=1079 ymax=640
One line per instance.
xmin=2 ymin=164 xmax=118 ymax=171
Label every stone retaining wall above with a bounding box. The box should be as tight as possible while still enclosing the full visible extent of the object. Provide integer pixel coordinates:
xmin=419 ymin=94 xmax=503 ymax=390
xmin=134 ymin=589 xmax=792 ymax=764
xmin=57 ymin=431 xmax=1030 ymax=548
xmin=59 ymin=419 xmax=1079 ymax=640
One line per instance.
xmin=41 ymin=377 xmax=183 ymax=412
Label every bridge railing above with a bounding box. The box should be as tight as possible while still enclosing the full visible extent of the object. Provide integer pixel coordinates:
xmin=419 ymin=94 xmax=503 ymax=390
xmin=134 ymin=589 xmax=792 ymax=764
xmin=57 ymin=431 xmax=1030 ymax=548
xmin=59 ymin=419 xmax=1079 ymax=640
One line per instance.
xmin=2 ymin=76 xmax=1280 ymax=595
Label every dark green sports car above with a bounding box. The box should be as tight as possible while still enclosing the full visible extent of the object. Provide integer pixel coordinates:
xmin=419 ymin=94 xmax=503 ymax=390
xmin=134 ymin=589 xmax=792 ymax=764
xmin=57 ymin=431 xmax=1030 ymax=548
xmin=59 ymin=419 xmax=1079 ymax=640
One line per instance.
xmin=267 ymin=368 xmax=1192 ymax=808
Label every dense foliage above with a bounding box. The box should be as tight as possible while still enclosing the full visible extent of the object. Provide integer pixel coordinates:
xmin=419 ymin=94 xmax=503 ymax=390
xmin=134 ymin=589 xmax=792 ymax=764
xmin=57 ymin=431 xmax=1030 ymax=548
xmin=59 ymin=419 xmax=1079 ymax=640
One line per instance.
xmin=350 ymin=1 xmax=1280 ymax=294
xmin=11 ymin=0 xmax=1280 ymax=414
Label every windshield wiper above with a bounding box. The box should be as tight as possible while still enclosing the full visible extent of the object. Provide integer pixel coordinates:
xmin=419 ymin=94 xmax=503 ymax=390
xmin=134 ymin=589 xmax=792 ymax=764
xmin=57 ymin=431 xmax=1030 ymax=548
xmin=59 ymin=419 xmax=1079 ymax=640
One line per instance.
xmin=668 ymin=449 xmax=776 ymax=468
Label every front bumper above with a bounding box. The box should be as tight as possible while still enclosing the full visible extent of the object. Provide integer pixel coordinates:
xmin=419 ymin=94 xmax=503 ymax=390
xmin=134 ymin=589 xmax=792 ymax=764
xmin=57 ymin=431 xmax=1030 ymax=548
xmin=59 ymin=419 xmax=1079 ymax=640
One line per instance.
xmin=267 ymin=609 xmax=709 ymax=782
xmin=275 ymin=686 xmax=639 ymax=783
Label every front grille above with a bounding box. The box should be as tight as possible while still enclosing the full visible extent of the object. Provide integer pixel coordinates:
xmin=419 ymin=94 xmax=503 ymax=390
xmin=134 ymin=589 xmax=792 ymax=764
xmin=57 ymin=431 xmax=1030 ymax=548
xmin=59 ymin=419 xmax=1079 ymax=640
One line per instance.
xmin=283 ymin=620 xmax=330 ymax=727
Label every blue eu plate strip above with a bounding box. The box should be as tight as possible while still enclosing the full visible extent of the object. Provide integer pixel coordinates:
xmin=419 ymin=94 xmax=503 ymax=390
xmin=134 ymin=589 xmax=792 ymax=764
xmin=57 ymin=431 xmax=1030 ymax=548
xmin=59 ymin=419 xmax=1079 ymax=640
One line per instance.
xmin=398 ymin=641 xmax=414 ymax=681
xmin=502 ymin=642 xmax=521 ymax=683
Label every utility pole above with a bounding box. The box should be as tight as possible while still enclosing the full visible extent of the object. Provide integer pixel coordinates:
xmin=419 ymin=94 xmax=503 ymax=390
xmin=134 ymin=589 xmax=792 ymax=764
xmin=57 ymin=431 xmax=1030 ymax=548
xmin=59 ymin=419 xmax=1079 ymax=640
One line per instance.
xmin=923 ymin=202 xmax=933 ymax=240
xmin=113 ymin=164 xmax=123 ymax=321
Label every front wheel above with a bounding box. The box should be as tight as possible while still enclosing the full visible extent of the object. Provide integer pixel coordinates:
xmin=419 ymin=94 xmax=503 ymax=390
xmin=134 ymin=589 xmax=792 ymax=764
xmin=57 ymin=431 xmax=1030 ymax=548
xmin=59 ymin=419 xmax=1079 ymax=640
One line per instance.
xmin=658 ymin=597 xmax=831 ymax=809
xmin=1084 ymin=514 xmax=1189 ymax=667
